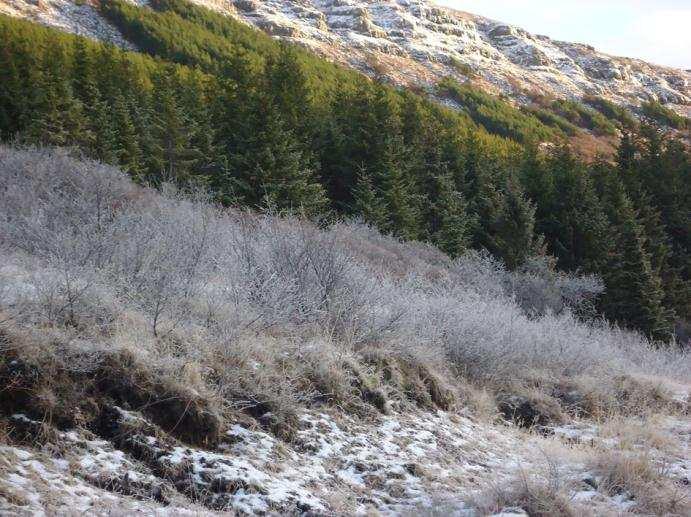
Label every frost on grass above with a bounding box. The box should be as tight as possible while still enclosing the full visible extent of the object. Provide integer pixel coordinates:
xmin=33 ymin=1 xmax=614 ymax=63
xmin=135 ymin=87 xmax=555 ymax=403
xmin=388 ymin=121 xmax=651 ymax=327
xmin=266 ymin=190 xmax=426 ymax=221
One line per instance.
xmin=0 ymin=409 xmax=547 ymax=515
xmin=4 ymin=409 xmax=688 ymax=515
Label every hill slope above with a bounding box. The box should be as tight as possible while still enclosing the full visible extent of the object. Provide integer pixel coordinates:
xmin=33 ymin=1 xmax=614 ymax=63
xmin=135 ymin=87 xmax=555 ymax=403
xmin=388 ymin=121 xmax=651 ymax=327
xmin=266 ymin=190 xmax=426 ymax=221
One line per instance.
xmin=1 ymin=0 xmax=689 ymax=116
xmin=0 ymin=146 xmax=689 ymax=515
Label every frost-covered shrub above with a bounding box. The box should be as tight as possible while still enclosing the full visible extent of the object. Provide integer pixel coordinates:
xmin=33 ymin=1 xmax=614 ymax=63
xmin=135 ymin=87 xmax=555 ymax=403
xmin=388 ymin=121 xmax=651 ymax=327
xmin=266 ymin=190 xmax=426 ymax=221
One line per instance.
xmin=506 ymin=256 xmax=604 ymax=318
xmin=0 ymin=145 xmax=688 ymax=396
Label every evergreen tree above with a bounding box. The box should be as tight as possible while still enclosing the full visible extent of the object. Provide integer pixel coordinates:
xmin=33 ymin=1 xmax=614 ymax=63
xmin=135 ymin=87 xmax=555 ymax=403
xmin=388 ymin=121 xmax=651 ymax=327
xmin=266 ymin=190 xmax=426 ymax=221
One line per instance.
xmin=381 ymin=161 xmax=422 ymax=241
xmin=149 ymin=75 xmax=200 ymax=182
xmin=90 ymin=97 xmax=120 ymax=164
xmin=428 ymin=171 xmax=471 ymax=257
xmin=26 ymin=43 xmax=90 ymax=147
xmin=544 ymin=145 xmax=610 ymax=273
xmin=72 ymin=36 xmax=98 ymax=104
xmin=0 ymin=37 xmax=27 ymax=138
xmin=352 ymin=167 xmax=388 ymax=229
xmin=487 ymin=179 xmax=540 ymax=269
xmin=265 ymin=44 xmax=313 ymax=140
xmin=230 ymin=105 xmax=327 ymax=216
xmin=600 ymin=182 xmax=673 ymax=342
xmin=111 ymin=92 xmax=143 ymax=176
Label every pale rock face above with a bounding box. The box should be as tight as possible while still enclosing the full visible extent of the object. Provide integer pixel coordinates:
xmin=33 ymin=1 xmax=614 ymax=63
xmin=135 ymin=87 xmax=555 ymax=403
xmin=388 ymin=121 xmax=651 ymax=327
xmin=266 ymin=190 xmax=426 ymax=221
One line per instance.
xmin=221 ymin=0 xmax=690 ymax=115
xmin=0 ymin=0 xmax=137 ymax=49
xmin=1 ymin=0 xmax=689 ymax=116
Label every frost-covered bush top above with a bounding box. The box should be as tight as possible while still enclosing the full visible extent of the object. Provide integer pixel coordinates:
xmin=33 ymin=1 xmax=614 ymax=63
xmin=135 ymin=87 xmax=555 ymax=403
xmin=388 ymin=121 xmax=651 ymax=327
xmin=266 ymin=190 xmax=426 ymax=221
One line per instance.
xmin=0 ymin=146 xmax=687 ymax=382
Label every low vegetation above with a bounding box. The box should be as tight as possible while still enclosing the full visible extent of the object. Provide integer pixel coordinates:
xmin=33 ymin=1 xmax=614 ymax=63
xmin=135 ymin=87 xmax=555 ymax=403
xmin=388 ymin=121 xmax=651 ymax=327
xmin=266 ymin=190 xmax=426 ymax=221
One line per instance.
xmin=641 ymin=100 xmax=689 ymax=130
xmin=1 ymin=146 xmax=687 ymax=441
xmin=583 ymin=95 xmax=637 ymax=129
xmin=436 ymin=77 xmax=557 ymax=143
xmin=523 ymin=105 xmax=579 ymax=136
xmin=529 ymin=95 xmax=619 ymax=136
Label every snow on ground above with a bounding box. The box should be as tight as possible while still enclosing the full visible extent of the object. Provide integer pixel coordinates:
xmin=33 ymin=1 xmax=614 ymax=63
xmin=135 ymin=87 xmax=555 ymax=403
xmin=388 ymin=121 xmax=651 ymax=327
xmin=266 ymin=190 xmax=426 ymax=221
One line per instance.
xmin=2 ymin=406 xmax=688 ymax=515
xmin=0 ymin=443 xmax=209 ymax=516
xmin=216 ymin=0 xmax=690 ymax=111
xmin=0 ymin=0 xmax=136 ymax=50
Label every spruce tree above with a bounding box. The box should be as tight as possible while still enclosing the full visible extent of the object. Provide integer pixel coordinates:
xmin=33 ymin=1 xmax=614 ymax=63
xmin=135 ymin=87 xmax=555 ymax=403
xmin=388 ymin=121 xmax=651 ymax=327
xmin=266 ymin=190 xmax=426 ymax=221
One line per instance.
xmin=381 ymin=162 xmax=422 ymax=241
xmin=149 ymin=76 xmax=199 ymax=182
xmin=601 ymin=189 xmax=673 ymax=342
xmin=352 ymin=167 xmax=388 ymax=229
xmin=592 ymin=162 xmax=670 ymax=337
xmin=230 ymin=105 xmax=327 ymax=216
xmin=428 ymin=171 xmax=471 ymax=257
xmin=487 ymin=179 xmax=540 ymax=269
xmin=0 ymin=38 xmax=27 ymax=138
xmin=26 ymin=42 xmax=90 ymax=147
xmin=111 ymin=92 xmax=143 ymax=176
xmin=545 ymin=145 xmax=610 ymax=273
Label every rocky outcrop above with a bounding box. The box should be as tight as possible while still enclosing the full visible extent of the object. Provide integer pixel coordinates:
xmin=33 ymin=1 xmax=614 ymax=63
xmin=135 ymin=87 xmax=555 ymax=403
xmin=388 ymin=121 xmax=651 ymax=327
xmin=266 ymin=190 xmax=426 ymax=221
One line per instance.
xmin=218 ymin=0 xmax=690 ymax=116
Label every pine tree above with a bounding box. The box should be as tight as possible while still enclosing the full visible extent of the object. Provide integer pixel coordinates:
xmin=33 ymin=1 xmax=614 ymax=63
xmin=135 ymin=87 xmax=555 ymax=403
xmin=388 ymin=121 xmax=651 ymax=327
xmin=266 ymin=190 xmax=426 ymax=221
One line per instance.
xmin=544 ymin=145 xmax=611 ymax=273
xmin=265 ymin=43 xmax=313 ymax=140
xmin=230 ymin=106 xmax=328 ymax=216
xmin=0 ymin=37 xmax=28 ymax=138
xmin=601 ymin=190 xmax=673 ymax=342
xmin=26 ymin=42 xmax=90 ymax=147
xmin=72 ymin=36 xmax=98 ymax=104
xmin=616 ymin=130 xmax=639 ymax=192
xmin=381 ymin=162 xmax=422 ymax=241
xmin=178 ymin=75 xmax=225 ymax=184
xmin=487 ymin=179 xmax=539 ymax=269
xmin=352 ymin=167 xmax=388 ymax=229
xmin=149 ymin=76 xmax=200 ymax=182
xmin=592 ymin=163 xmax=672 ymax=340
xmin=111 ymin=92 xmax=143 ymax=176
xmin=90 ymin=97 xmax=120 ymax=164
xmin=520 ymin=140 xmax=553 ymax=222
xmin=428 ymin=171 xmax=471 ymax=257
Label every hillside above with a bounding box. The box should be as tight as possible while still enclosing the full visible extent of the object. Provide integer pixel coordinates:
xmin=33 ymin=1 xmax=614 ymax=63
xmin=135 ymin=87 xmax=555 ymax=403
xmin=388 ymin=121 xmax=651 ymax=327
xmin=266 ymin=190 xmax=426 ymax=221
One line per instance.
xmin=1 ymin=0 xmax=689 ymax=119
xmin=0 ymin=146 xmax=689 ymax=515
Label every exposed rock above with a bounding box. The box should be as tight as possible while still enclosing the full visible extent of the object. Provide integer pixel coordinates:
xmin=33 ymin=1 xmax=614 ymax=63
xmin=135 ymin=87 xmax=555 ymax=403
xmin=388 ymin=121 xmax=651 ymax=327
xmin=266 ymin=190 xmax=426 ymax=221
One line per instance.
xmin=233 ymin=0 xmax=258 ymax=12
xmin=1 ymin=0 xmax=689 ymax=120
xmin=255 ymin=18 xmax=301 ymax=37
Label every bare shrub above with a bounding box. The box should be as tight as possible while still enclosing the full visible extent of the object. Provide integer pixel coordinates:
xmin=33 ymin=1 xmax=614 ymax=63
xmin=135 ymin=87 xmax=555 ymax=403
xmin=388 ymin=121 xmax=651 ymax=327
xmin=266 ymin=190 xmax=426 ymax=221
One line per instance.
xmin=507 ymin=256 xmax=604 ymax=319
xmin=0 ymin=144 xmax=688 ymax=434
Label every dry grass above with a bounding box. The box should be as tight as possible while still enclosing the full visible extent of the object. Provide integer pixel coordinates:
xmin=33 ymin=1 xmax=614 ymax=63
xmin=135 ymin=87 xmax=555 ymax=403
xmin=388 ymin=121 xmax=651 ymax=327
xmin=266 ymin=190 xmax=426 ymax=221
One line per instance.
xmin=590 ymin=451 xmax=690 ymax=516
xmin=492 ymin=370 xmax=688 ymax=428
xmin=598 ymin=415 xmax=682 ymax=455
xmin=468 ymin=461 xmax=580 ymax=517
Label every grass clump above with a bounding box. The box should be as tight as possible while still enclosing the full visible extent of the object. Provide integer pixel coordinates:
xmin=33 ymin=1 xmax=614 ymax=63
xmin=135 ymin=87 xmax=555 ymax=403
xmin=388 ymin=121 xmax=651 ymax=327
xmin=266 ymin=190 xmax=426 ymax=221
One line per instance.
xmin=590 ymin=451 xmax=690 ymax=515
xmin=468 ymin=462 xmax=578 ymax=517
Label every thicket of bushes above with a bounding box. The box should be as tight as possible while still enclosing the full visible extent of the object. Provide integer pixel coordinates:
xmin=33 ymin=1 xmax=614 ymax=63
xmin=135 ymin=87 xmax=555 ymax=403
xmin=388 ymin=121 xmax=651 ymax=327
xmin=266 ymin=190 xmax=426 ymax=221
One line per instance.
xmin=583 ymin=95 xmax=637 ymax=129
xmin=1 ymin=147 xmax=687 ymax=437
xmin=436 ymin=77 xmax=557 ymax=143
xmin=528 ymin=95 xmax=618 ymax=136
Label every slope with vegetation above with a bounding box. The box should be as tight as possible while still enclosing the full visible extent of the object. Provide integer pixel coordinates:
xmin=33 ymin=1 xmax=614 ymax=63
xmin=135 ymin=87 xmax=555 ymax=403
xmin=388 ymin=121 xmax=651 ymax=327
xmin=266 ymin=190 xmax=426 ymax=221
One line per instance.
xmin=0 ymin=146 xmax=689 ymax=515
xmin=1 ymin=1 xmax=689 ymax=344
xmin=3 ymin=0 xmax=689 ymax=117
